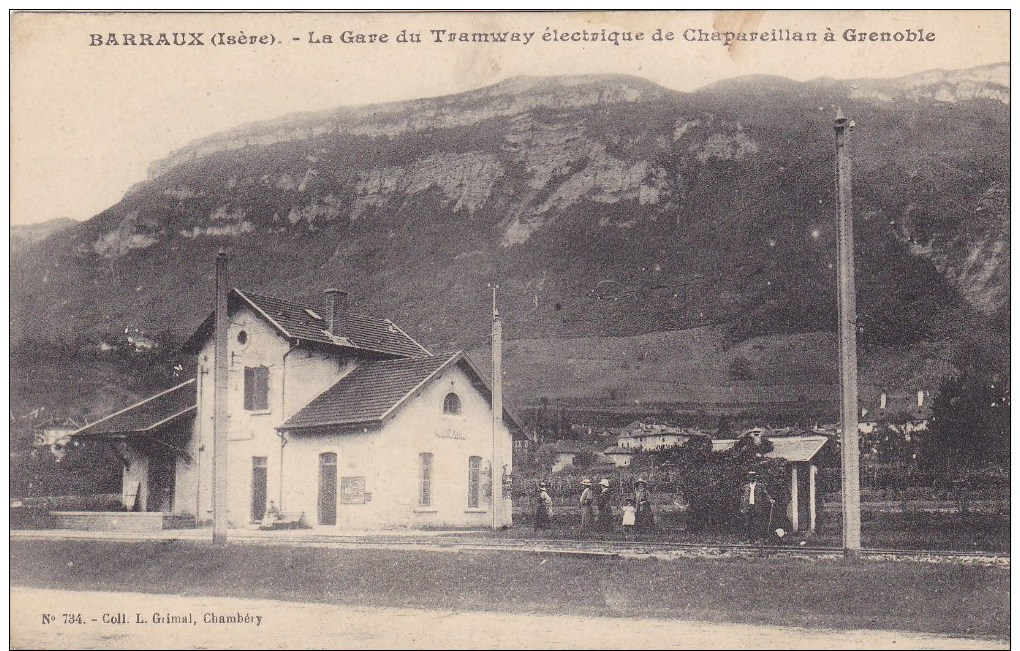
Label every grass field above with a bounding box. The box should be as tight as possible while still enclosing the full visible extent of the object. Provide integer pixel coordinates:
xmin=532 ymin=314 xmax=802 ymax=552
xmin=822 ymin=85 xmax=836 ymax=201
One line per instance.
xmin=10 ymin=539 xmax=1009 ymax=641
xmin=507 ymin=507 xmax=1011 ymax=553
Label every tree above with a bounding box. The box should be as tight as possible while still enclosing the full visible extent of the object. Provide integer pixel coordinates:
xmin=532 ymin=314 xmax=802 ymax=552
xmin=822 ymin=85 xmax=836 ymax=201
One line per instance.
xmin=923 ymin=368 xmax=1010 ymax=471
xmin=715 ymin=414 xmax=735 ymax=438
xmin=573 ymin=449 xmax=598 ymax=470
xmin=532 ymin=443 xmax=560 ymax=472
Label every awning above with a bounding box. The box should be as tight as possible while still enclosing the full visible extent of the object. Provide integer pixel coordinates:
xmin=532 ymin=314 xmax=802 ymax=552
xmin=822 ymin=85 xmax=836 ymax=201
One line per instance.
xmin=72 ymin=379 xmax=196 ymax=438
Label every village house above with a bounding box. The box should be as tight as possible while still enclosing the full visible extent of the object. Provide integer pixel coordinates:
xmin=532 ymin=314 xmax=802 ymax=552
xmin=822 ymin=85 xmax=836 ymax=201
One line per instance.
xmin=601 ymin=445 xmax=634 ymax=467
xmin=858 ymin=390 xmax=931 ymax=436
xmin=616 ymin=420 xmax=709 ymax=452
xmin=71 ymin=260 xmax=523 ymax=531
xmin=548 ymin=439 xmax=607 ymax=472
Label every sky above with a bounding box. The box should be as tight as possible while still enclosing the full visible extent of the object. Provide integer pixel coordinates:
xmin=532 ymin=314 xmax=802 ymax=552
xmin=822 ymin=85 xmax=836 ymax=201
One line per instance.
xmin=10 ymin=10 xmax=1010 ymax=226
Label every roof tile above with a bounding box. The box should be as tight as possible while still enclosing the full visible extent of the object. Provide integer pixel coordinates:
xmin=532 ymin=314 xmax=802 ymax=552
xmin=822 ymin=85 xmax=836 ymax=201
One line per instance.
xmin=280 ymin=353 xmax=459 ymax=430
xmin=239 ymin=289 xmax=429 ymax=358
xmin=73 ymin=380 xmax=196 ymax=437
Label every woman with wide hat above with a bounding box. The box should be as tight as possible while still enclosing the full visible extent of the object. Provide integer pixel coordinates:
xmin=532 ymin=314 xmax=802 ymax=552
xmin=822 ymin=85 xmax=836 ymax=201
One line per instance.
xmin=634 ymin=477 xmax=654 ymax=533
xmin=534 ymin=481 xmax=552 ymax=531
xmin=578 ymin=478 xmax=595 ymax=536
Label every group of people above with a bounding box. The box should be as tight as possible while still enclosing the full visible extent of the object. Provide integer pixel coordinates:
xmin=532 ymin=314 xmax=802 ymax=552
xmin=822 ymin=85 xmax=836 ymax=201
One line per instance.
xmin=532 ymin=477 xmax=655 ymax=535
xmin=533 ymin=469 xmax=778 ymax=543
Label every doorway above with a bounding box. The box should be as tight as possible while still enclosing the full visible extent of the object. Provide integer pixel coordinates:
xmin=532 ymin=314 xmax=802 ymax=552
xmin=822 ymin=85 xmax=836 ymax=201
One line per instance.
xmin=318 ymin=452 xmax=337 ymax=525
xmin=146 ymin=451 xmax=176 ymax=513
xmin=252 ymin=456 xmax=268 ymax=522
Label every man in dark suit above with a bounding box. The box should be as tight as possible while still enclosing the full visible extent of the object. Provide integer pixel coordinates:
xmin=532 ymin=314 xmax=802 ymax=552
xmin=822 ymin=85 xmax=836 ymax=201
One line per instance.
xmin=739 ymin=470 xmax=775 ymax=543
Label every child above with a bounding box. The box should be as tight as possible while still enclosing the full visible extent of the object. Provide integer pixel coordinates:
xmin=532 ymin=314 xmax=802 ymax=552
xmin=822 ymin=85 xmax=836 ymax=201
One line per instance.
xmin=621 ymin=498 xmax=636 ymax=536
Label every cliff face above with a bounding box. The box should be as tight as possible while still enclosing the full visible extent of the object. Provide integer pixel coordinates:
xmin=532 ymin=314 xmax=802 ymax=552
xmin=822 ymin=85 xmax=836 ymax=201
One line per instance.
xmin=12 ymin=67 xmax=1009 ymax=366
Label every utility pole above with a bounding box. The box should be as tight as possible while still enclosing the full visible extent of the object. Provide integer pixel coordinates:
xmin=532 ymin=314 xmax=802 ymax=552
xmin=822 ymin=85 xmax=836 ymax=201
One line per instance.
xmin=834 ymin=108 xmax=861 ymax=558
xmin=490 ymin=284 xmax=503 ymax=531
xmin=213 ymin=248 xmax=230 ymax=543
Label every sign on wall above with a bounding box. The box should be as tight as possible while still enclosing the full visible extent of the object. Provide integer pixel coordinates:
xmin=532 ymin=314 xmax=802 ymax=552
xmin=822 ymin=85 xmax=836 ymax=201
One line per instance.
xmin=435 ymin=427 xmax=466 ymax=440
xmin=339 ymin=476 xmax=367 ymax=504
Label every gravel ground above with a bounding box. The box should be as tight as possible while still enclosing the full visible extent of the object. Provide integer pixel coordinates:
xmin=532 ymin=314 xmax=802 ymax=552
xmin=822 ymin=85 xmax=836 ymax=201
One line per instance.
xmin=11 ymin=587 xmax=1009 ymax=650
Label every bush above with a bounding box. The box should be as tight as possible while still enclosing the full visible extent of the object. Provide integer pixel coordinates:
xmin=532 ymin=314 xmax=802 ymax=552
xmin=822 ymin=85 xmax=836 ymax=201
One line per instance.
xmin=667 ymin=435 xmax=786 ymax=531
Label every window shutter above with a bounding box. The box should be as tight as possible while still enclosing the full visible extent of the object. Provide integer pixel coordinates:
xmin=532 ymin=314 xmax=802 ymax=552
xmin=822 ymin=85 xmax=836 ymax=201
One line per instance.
xmin=256 ymin=366 xmax=269 ymax=410
xmin=243 ymin=367 xmax=254 ymax=410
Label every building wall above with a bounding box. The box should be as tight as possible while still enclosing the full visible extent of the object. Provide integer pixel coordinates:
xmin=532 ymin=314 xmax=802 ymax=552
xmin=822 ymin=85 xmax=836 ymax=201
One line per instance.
xmin=606 ymin=454 xmax=632 ymax=468
xmin=618 ymin=434 xmax=689 ymax=451
xmin=188 ymin=305 xmax=353 ymax=524
xmin=280 ymin=363 xmax=514 ymax=529
xmin=551 ymin=453 xmax=575 ymax=473
xmin=122 ymin=449 xmax=148 ymax=511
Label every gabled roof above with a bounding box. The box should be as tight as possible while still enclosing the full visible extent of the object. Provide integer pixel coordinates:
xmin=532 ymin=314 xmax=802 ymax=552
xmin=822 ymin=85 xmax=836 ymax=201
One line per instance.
xmin=712 ymin=435 xmax=829 ymax=463
xmin=603 ymin=445 xmax=635 ymax=455
xmin=182 ymin=288 xmax=430 ymax=359
xmin=860 ymin=393 xmax=932 ymax=423
xmin=279 ymin=351 xmax=525 ymax=436
xmin=71 ymin=380 xmax=196 ymax=437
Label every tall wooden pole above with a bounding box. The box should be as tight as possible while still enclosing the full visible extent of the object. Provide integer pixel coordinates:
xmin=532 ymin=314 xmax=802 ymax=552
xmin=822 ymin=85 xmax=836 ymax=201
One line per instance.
xmin=491 ymin=285 xmax=503 ymax=530
xmin=213 ymin=248 xmax=230 ymax=543
xmin=834 ymin=108 xmax=861 ymax=557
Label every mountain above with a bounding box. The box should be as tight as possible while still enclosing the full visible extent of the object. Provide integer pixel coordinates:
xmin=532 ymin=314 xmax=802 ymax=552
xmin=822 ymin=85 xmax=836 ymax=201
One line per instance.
xmin=10 ymin=65 xmax=1009 ymax=414
xmin=10 ymin=217 xmax=77 ymax=254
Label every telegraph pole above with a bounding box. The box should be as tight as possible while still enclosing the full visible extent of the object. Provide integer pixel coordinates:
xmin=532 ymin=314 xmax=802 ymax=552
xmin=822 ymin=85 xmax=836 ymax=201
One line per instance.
xmin=490 ymin=285 xmax=503 ymax=531
xmin=213 ymin=248 xmax=230 ymax=543
xmin=834 ymin=108 xmax=861 ymax=558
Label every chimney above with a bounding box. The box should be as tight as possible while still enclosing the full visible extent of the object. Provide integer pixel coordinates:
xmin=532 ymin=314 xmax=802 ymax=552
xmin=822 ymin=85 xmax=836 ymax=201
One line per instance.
xmin=324 ymin=289 xmax=348 ymax=335
xmin=880 ymin=392 xmax=887 ymax=410
xmin=917 ymin=390 xmax=924 ymax=408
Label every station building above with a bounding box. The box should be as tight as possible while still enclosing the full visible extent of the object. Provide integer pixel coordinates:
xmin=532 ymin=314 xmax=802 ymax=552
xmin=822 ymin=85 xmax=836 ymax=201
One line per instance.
xmin=72 ymin=283 xmax=522 ymax=530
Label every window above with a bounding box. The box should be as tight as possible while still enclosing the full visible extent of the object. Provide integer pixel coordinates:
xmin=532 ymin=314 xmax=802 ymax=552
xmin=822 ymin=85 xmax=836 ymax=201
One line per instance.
xmin=467 ymin=456 xmax=482 ymax=508
xmin=237 ymin=330 xmax=248 ymax=346
xmin=419 ymin=453 xmax=433 ymax=507
xmin=443 ymin=392 xmax=462 ymax=415
xmin=244 ymin=366 xmax=269 ymax=411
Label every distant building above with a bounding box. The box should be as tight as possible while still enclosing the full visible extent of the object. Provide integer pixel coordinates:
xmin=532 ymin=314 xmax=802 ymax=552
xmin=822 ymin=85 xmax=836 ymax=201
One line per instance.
xmin=548 ymin=439 xmax=606 ymax=472
xmin=601 ymin=445 xmax=634 ymax=467
xmin=859 ymin=390 xmax=931 ymax=436
xmin=125 ymin=327 xmax=158 ymax=352
xmin=616 ymin=420 xmax=709 ymax=451
xmin=33 ymin=418 xmax=79 ymax=458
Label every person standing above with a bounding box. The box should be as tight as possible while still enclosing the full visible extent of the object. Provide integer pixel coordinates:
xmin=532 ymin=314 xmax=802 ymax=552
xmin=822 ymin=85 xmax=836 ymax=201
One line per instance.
xmin=621 ymin=498 xmax=636 ymax=537
xmin=739 ymin=470 xmax=775 ymax=543
xmin=634 ymin=478 xmax=654 ymax=534
xmin=596 ymin=478 xmax=614 ymax=534
xmin=534 ymin=482 xmax=552 ymax=531
xmin=578 ymin=479 xmax=595 ymax=536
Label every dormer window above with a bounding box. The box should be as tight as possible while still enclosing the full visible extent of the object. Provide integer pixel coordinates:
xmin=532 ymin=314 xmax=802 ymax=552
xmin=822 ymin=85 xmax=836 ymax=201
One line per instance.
xmin=443 ymin=392 xmax=462 ymax=416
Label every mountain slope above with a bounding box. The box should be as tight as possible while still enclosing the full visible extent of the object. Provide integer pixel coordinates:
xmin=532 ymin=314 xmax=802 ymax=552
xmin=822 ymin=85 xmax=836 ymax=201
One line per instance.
xmin=10 ymin=66 xmax=1009 ymax=412
xmin=10 ymin=217 xmax=77 ymax=254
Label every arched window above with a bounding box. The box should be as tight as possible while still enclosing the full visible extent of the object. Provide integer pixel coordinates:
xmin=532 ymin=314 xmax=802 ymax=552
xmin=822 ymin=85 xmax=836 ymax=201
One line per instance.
xmin=443 ymin=392 xmax=462 ymax=415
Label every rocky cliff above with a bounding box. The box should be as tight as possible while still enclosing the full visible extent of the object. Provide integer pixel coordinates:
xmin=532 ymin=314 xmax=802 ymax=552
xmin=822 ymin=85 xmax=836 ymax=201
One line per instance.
xmin=11 ymin=67 xmax=1009 ymax=397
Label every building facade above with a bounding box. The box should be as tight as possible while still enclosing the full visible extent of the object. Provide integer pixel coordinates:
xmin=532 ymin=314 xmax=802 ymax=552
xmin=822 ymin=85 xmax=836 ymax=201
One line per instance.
xmin=74 ymin=286 xmax=521 ymax=530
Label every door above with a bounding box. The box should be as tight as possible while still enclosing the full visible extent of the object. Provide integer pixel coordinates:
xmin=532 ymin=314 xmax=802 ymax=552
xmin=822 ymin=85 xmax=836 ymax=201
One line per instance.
xmin=318 ymin=452 xmax=337 ymax=526
xmin=146 ymin=452 xmax=176 ymax=513
xmin=251 ymin=456 xmax=268 ymax=522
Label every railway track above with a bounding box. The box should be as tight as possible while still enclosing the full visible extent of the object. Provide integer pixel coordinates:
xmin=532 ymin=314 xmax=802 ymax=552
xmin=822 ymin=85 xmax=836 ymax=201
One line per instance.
xmin=12 ymin=529 xmax=1009 ymax=565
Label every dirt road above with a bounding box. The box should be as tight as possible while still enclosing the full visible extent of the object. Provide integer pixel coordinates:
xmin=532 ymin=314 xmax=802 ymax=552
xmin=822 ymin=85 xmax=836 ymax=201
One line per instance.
xmin=11 ymin=587 xmax=1006 ymax=650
